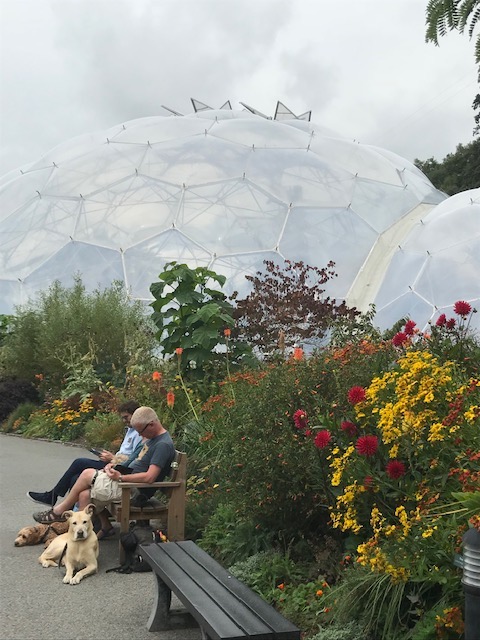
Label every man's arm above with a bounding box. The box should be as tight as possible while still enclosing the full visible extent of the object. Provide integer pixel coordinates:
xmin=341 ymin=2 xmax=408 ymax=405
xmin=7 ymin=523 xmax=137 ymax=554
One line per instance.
xmin=105 ymin=463 xmax=161 ymax=484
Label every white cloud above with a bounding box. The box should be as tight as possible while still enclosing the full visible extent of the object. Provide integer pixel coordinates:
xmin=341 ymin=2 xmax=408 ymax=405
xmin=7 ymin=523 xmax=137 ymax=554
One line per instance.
xmin=0 ymin=0 xmax=477 ymax=175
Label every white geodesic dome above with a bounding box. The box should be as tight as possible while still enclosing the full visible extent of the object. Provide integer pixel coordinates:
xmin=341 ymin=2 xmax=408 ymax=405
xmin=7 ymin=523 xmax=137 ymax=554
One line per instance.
xmin=370 ymin=188 xmax=480 ymax=331
xmin=0 ymin=101 xmax=457 ymax=331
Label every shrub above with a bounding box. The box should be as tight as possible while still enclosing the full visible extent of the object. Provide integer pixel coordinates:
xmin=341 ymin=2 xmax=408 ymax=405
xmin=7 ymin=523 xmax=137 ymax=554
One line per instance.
xmin=1 ymin=401 xmax=38 ymax=433
xmin=309 ymin=622 xmax=368 ymax=640
xmin=0 ymin=277 xmax=156 ymax=393
xmin=83 ymin=412 xmax=126 ymax=450
xmin=198 ymin=503 xmax=273 ymax=565
xmin=21 ymin=396 xmax=96 ymax=442
xmin=0 ymin=376 xmax=40 ymax=423
xmin=230 ymin=550 xmax=307 ymax=603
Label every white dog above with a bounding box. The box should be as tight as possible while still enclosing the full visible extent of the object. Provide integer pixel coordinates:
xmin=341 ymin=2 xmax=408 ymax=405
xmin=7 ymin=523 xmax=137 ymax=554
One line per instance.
xmin=38 ymin=504 xmax=99 ymax=585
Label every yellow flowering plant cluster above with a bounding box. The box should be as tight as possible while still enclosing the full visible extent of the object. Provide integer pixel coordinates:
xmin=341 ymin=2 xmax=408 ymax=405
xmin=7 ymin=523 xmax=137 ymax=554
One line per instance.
xmin=25 ymin=395 xmax=96 ymax=441
xmin=327 ymin=347 xmax=479 ymax=595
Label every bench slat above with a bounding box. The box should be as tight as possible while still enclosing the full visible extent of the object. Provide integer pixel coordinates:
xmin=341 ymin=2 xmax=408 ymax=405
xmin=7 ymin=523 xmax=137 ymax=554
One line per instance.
xmin=167 ymin=542 xmax=298 ymax=636
xmin=141 ymin=544 xmax=254 ymax=639
xmin=140 ymin=542 xmax=301 ymax=640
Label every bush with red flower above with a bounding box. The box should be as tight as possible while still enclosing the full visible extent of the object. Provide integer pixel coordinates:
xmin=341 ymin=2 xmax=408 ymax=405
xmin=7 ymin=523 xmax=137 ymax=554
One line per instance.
xmin=327 ymin=347 xmax=479 ymax=611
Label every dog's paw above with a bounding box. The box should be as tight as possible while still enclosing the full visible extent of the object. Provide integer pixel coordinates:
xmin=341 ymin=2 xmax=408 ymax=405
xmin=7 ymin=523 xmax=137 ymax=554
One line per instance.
xmin=42 ymin=561 xmax=56 ymax=568
xmin=69 ymin=576 xmax=81 ymax=585
xmin=62 ymin=575 xmax=70 ymax=584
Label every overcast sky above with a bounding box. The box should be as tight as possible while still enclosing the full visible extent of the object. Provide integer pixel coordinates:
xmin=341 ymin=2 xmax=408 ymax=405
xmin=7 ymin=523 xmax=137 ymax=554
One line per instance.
xmin=0 ymin=0 xmax=477 ymax=177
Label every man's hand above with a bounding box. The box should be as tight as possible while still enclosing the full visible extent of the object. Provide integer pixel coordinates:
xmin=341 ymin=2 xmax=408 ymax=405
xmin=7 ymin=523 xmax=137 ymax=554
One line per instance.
xmin=99 ymin=450 xmax=114 ymax=462
xmin=104 ymin=464 xmax=121 ymax=481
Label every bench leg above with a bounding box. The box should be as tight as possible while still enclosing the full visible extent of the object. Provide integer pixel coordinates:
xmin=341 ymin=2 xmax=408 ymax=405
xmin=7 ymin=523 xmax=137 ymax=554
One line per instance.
xmin=146 ymin=574 xmax=200 ymax=633
xmin=146 ymin=575 xmax=172 ymax=631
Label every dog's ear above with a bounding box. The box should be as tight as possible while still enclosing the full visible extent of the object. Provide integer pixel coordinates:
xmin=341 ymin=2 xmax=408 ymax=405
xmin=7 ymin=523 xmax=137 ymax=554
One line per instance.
xmin=62 ymin=510 xmax=74 ymax=520
xmin=84 ymin=503 xmax=96 ymax=515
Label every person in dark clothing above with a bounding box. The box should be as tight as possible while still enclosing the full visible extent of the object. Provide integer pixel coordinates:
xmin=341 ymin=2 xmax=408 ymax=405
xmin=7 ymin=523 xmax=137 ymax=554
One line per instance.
xmin=32 ymin=407 xmax=175 ymax=537
xmin=27 ymin=401 xmax=141 ymax=506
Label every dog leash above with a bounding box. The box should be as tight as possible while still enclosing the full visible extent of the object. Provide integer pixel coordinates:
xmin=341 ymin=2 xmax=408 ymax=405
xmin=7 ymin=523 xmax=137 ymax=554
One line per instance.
xmin=58 ymin=543 xmax=68 ymax=572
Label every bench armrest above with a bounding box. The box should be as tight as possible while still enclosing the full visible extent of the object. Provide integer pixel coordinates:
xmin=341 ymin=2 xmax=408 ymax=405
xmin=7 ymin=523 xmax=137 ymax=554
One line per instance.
xmin=118 ymin=481 xmax=181 ymax=489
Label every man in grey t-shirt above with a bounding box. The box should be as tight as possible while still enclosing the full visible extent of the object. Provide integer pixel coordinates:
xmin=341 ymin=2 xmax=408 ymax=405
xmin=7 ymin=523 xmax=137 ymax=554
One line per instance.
xmin=33 ymin=407 xmax=176 ymax=531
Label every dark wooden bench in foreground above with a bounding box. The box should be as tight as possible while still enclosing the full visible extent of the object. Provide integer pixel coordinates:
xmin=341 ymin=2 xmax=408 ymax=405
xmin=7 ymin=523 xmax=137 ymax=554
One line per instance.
xmin=139 ymin=540 xmax=301 ymax=640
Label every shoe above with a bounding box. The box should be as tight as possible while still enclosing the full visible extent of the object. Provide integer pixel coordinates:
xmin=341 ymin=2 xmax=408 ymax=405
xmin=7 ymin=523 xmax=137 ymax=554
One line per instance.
xmin=27 ymin=490 xmax=56 ymax=506
xmin=131 ymin=493 xmax=150 ymax=508
xmin=33 ymin=508 xmax=66 ymax=524
xmin=96 ymin=527 xmax=115 ymax=541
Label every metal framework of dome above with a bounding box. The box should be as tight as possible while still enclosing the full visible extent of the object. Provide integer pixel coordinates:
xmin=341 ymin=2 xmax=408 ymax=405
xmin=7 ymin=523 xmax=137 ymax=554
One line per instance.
xmin=1 ymin=100 xmax=477 ymax=332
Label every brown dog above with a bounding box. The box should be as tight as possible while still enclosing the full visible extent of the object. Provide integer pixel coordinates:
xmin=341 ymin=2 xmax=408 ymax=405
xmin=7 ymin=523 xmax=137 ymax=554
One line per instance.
xmin=14 ymin=521 xmax=69 ymax=548
xmin=38 ymin=504 xmax=99 ymax=585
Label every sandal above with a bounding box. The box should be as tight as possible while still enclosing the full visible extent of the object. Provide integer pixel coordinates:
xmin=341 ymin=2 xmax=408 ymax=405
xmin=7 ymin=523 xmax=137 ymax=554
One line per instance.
xmin=97 ymin=527 xmax=115 ymax=541
xmin=33 ymin=508 xmax=66 ymax=524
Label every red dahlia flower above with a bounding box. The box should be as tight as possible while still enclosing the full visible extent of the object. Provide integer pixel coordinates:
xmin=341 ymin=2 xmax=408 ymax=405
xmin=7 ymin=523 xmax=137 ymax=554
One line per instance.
xmin=356 ymin=435 xmax=378 ymax=456
xmin=404 ymin=320 xmax=416 ymax=335
xmin=453 ymin=300 xmax=472 ymax=317
xmin=446 ymin=318 xmax=456 ymax=329
xmin=435 ymin=313 xmax=447 ymax=327
xmin=392 ymin=331 xmax=408 ymax=347
xmin=347 ymin=386 xmax=366 ymax=405
xmin=314 ymin=430 xmax=332 ymax=449
xmin=385 ymin=459 xmax=406 ymax=479
xmin=293 ymin=409 xmax=308 ymax=430
xmin=341 ymin=421 xmax=358 ymax=437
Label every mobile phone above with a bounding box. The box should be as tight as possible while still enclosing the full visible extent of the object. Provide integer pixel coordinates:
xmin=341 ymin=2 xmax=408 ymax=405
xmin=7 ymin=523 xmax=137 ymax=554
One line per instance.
xmin=113 ymin=464 xmax=133 ymax=474
xmin=89 ymin=447 xmax=102 ymax=457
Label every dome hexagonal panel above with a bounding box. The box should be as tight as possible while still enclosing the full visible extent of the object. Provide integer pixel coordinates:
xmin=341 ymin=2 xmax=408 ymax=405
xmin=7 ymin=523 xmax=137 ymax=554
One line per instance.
xmin=1 ymin=103 xmax=457 ymax=331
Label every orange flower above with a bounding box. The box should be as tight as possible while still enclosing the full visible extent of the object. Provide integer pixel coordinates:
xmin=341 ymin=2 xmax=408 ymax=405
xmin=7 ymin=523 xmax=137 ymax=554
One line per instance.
xmin=223 ymin=327 xmax=231 ymax=338
xmin=293 ymin=347 xmax=304 ymax=360
xmin=166 ymin=390 xmax=175 ymax=408
xmin=152 ymin=371 xmax=162 ymax=382
xmin=316 ymin=589 xmax=324 ymax=597
xmin=175 ymin=347 xmax=183 ymax=356
xmin=277 ymin=583 xmax=285 ymax=590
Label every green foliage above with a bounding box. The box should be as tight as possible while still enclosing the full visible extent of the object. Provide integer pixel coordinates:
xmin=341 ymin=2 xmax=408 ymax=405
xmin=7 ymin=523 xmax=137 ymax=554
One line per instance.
xmin=0 ymin=314 xmax=13 ymax=346
xmin=323 ymin=565 xmax=410 ymax=639
xmin=198 ymin=503 xmax=273 ymax=565
xmin=274 ymin=579 xmax=332 ymax=633
xmin=309 ymin=622 xmax=368 ymax=640
xmin=1 ymin=401 xmax=38 ymax=433
xmin=21 ymin=395 xmax=96 ymax=442
xmin=230 ymin=550 xmax=308 ymax=604
xmin=414 ymin=139 xmax=480 ymax=194
xmin=233 ymin=260 xmax=358 ymax=355
xmin=0 ymin=277 xmax=155 ymax=393
xmin=150 ymin=262 xmax=251 ymax=378
xmin=0 ymin=376 xmax=40 ymax=422
xmin=83 ymin=411 xmax=126 ymax=450
xmin=426 ymin=0 xmax=480 ymax=63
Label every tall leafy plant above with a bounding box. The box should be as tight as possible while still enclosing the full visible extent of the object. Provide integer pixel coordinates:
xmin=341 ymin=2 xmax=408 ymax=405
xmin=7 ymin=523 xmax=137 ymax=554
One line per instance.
xmin=150 ymin=262 xmax=250 ymax=377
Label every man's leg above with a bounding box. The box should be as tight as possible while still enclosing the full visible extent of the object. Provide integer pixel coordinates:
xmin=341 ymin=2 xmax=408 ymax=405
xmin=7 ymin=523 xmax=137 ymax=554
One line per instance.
xmin=28 ymin=457 xmax=105 ymax=505
xmin=54 ymin=458 xmax=105 ymax=496
xmin=33 ymin=469 xmax=98 ymax=522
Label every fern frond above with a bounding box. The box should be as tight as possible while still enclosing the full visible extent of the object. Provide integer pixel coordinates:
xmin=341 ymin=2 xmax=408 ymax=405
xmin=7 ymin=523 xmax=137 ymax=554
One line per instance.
xmin=426 ymin=0 xmax=460 ymax=44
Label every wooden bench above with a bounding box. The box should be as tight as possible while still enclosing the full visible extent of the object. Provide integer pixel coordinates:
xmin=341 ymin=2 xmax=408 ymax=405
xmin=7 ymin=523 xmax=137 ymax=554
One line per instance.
xmin=139 ymin=540 xmax=301 ymax=640
xmin=109 ymin=450 xmax=186 ymax=562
